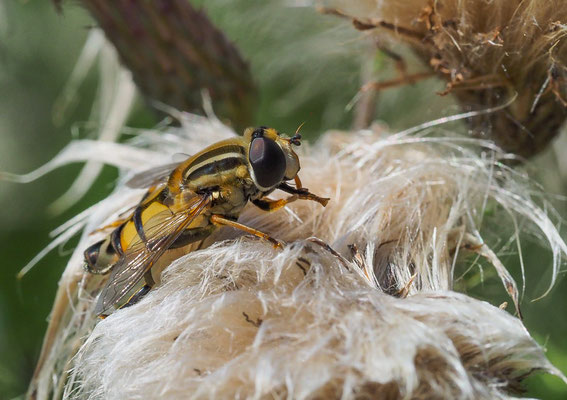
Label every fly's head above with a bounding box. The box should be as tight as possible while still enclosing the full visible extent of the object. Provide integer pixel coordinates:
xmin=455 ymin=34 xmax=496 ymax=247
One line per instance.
xmin=244 ymin=126 xmax=301 ymax=192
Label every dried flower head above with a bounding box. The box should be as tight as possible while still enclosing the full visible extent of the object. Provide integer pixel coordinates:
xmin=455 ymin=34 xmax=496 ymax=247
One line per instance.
xmin=24 ymin=110 xmax=566 ymax=399
xmin=320 ymin=0 xmax=567 ymax=158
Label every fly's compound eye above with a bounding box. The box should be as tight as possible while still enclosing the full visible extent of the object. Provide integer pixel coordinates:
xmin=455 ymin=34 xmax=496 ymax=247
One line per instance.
xmin=249 ymin=137 xmax=287 ymax=188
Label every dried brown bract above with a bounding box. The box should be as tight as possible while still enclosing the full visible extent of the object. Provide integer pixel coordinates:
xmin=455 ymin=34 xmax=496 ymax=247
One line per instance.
xmin=320 ymin=0 xmax=567 ymax=158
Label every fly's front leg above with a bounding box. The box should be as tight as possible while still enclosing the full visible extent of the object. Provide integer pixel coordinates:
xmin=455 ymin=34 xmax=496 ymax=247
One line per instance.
xmin=210 ymin=214 xmax=283 ymax=249
xmin=278 ymin=182 xmax=330 ymax=207
xmin=252 ymin=175 xmax=305 ymax=211
xmin=252 ymin=195 xmax=298 ymax=212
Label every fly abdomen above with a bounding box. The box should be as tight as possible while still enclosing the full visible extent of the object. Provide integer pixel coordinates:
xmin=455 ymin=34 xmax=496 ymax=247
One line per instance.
xmin=84 ymin=240 xmax=103 ymax=272
xmin=133 ymin=206 xmax=148 ymax=243
xmin=83 ymin=236 xmax=120 ymax=275
xmin=110 ymin=223 xmax=125 ymax=255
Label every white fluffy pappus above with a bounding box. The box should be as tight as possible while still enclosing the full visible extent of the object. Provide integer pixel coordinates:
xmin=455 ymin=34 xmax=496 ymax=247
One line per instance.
xmin=22 ymin=111 xmax=567 ymax=399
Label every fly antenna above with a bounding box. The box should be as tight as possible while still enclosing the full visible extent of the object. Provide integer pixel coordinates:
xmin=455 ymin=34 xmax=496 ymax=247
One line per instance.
xmin=290 ymin=121 xmax=305 ymax=146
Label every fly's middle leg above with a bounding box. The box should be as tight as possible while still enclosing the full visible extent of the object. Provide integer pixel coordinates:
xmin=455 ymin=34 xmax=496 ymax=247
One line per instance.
xmin=210 ymin=214 xmax=283 ymax=249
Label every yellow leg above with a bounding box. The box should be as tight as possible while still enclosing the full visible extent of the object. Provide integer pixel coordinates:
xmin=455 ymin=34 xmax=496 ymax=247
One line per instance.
xmin=91 ymin=217 xmax=128 ymax=234
xmin=252 ymin=195 xmax=298 ymax=212
xmin=278 ymin=181 xmax=330 ymax=207
xmin=93 ymin=184 xmax=163 ymax=235
xmin=210 ymin=215 xmax=283 ymax=249
xmin=121 ymin=284 xmax=152 ymax=309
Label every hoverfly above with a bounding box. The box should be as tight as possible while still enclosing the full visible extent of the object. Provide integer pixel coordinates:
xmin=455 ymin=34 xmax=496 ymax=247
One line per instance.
xmin=84 ymin=126 xmax=329 ymax=316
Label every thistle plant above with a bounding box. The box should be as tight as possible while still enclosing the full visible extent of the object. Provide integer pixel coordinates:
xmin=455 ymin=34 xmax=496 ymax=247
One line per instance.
xmin=8 ymin=1 xmax=567 ymax=399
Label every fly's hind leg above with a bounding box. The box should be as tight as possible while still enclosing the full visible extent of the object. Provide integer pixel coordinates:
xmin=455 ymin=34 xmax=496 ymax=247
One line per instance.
xmin=120 ymin=284 xmax=152 ymax=310
xmin=120 ymin=271 xmax=155 ymax=310
xmin=90 ymin=217 xmax=129 ymax=234
xmin=210 ymin=214 xmax=283 ymax=249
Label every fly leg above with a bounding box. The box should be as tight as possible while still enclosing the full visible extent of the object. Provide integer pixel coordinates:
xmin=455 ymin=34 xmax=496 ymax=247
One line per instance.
xmin=278 ymin=182 xmax=329 ymax=206
xmin=252 ymin=195 xmax=299 ymax=212
xmin=251 ymin=175 xmax=307 ymax=211
xmin=90 ymin=217 xmax=129 ymax=234
xmin=210 ymin=215 xmax=283 ymax=249
xmin=120 ymin=285 xmax=152 ymax=310
xmin=119 ymin=271 xmax=155 ymax=310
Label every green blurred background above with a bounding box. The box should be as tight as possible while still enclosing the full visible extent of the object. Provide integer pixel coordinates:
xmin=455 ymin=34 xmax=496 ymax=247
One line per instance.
xmin=0 ymin=1 xmax=565 ymax=399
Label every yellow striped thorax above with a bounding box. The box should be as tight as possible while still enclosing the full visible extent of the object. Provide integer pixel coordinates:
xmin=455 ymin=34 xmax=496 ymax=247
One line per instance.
xmin=167 ymin=126 xmax=301 ymax=197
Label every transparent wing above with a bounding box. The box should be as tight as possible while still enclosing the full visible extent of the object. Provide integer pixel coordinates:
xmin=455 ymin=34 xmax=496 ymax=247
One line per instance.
xmin=125 ymin=162 xmax=179 ymax=188
xmin=94 ymin=193 xmax=212 ymax=315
